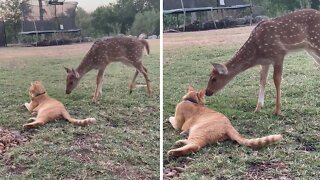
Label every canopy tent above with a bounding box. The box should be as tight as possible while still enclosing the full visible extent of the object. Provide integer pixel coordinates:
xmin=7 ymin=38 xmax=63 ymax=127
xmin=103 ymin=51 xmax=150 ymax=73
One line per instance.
xmin=163 ymin=0 xmax=253 ymax=31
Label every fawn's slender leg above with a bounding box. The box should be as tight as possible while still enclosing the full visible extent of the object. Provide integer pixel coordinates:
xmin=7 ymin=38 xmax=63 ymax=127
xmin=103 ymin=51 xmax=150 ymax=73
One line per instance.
xmin=92 ymin=68 xmax=106 ymax=103
xmin=143 ymin=66 xmax=148 ymax=73
xmin=129 ymin=70 xmax=139 ymax=94
xmin=134 ymin=62 xmax=151 ymax=96
xmin=307 ymin=49 xmax=320 ymax=64
xmin=273 ymin=63 xmax=283 ymax=115
xmin=255 ymin=65 xmax=270 ymax=112
xmin=141 ymin=65 xmax=151 ymax=96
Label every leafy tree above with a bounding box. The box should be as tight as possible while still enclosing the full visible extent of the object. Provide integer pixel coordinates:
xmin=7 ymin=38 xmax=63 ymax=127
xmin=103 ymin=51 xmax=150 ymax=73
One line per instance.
xmin=89 ymin=0 xmax=160 ymax=36
xmin=75 ymin=7 xmax=94 ymax=37
xmin=91 ymin=5 xmax=120 ymax=36
xmin=310 ymin=0 xmax=320 ymax=10
xmin=0 ymin=0 xmax=22 ymax=43
xmin=252 ymin=0 xmax=318 ymax=17
xmin=130 ymin=10 xmax=160 ymax=36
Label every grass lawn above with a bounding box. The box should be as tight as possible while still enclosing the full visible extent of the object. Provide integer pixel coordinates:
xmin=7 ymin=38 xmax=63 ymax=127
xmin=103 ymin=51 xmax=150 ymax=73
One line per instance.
xmin=163 ymin=28 xmax=320 ymax=179
xmin=0 ymin=40 xmax=160 ymax=179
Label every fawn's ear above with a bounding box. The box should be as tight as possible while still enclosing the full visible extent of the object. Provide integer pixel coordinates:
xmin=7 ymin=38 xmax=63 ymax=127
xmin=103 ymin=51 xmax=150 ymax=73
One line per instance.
xmin=211 ymin=63 xmax=228 ymax=75
xmin=198 ymin=89 xmax=205 ymax=99
xmin=72 ymin=68 xmax=80 ymax=78
xmin=64 ymin=67 xmax=72 ymax=73
xmin=187 ymin=85 xmax=195 ymax=92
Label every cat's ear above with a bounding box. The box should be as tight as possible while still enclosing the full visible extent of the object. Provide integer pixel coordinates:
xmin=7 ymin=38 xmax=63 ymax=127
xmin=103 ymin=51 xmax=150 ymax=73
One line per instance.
xmin=34 ymin=80 xmax=42 ymax=84
xmin=198 ymin=89 xmax=205 ymax=98
xmin=30 ymin=82 xmax=34 ymax=86
xmin=187 ymin=85 xmax=195 ymax=92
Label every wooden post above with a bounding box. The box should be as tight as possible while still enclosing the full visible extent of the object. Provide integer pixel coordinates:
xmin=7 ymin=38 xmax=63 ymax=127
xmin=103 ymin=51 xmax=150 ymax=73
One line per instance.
xmin=211 ymin=8 xmax=217 ymax=29
xmin=180 ymin=0 xmax=186 ymax=32
xmin=177 ymin=14 xmax=179 ymax=29
xmin=249 ymin=0 xmax=253 ymax=26
xmin=38 ymin=0 xmax=44 ymax=31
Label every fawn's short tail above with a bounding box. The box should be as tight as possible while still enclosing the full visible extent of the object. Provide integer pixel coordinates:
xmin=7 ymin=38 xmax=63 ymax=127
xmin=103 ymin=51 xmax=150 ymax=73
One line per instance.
xmin=62 ymin=110 xmax=96 ymax=126
xmin=227 ymin=127 xmax=282 ymax=149
xmin=140 ymin=39 xmax=150 ymax=55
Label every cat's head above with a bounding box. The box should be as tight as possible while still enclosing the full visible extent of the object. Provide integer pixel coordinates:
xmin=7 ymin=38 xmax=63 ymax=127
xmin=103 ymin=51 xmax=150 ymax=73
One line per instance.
xmin=182 ymin=85 xmax=206 ymax=105
xmin=29 ymin=81 xmax=46 ymax=97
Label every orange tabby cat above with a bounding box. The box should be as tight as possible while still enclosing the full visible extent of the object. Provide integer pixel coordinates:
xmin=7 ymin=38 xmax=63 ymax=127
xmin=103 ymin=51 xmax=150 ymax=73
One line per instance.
xmin=168 ymin=85 xmax=283 ymax=157
xmin=23 ymin=81 xmax=96 ymax=128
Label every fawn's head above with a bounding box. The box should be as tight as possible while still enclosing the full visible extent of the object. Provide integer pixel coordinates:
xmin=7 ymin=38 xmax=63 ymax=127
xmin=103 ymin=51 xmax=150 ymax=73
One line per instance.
xmin=29 ymin=81 xmax=46 ymax=97
xmin=183 ymin=85 xmax=206 ymax=105
xmin=206 ymin=63 xmax=230 ymax=96
xmin=64 ymin=67 xmax=80 ymax=94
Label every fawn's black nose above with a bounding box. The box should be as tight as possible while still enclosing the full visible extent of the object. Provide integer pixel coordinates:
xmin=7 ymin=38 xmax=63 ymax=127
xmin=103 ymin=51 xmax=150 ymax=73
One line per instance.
xmin=205 ymin=90 xmax=213 ymax=96
xmin=66 ymin=90 xmax=71 ymax=94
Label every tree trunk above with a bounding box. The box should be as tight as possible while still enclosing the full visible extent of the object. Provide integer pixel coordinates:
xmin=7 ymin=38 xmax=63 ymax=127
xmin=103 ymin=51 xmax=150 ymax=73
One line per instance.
xmin=38 ymin=0 xmax=44 ymax=30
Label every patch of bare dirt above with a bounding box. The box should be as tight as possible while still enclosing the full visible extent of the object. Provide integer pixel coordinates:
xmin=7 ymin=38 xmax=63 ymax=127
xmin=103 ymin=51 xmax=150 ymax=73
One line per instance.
xmin=163 ymin=157 xmax=194 ymax=179
xmin=2 ymin=155 xmax=29 ymax=175
xmin=246 ymin=161 xmax=291 ymax=180
xmin=0 ymin=127 xmax=32 ymax=175
xmin=164 ymin=26 xmax=254 ymax=49
xmin=296 ymin=143 xmax=316 ymax=152
xmin=70 ymin=133 xmax=104 ymax=163
xmin=99 ymin=160 xmax=153 ymax=179
xmin=0 ymin=128 xmax=30 ymax=155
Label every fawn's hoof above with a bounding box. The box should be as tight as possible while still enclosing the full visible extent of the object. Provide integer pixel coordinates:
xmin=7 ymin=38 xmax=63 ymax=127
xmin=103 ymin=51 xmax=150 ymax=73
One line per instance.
xmin=254 ymin=104 xmax=262 ymax=113
xmin=273 ymin=110 xmax=283 ymax=116
xmin=92 ymin=97 xmax=97 ymax=103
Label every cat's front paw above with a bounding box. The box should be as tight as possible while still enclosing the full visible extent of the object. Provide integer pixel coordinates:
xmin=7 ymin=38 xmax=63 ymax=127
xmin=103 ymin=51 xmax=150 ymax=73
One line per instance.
xmin=169 ymin=117 xmax=178 ymax=129
xmin=167 ymin=150 xmax=179 ymax=157
xmin=24 ymin=103 xmax=30 ymax=110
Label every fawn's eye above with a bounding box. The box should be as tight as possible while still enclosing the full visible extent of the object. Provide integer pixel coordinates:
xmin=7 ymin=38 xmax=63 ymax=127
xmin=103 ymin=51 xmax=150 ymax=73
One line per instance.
xmin=211 ymin=78 xmax=216 ymax=82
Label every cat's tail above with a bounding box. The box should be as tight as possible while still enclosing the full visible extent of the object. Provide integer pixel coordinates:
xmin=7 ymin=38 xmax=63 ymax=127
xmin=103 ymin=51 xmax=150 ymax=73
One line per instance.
xmin=62 ymin=110 xmax=96 ymax=126
xmin=227 ymin=126 xmax=282 ymax=149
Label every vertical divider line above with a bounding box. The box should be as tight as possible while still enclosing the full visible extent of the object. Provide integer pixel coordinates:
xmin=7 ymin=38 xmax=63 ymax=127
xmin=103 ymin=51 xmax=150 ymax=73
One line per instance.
xmin=160 ymin=0 xmax=164 ymax=179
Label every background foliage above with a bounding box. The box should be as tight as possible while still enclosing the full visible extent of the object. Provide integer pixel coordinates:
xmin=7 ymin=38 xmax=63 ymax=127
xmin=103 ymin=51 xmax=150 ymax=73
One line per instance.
xmin=0 ymin=0 xmax=160 ymax=44
xmin=163 ymin=0 xmax=320 ymax=30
